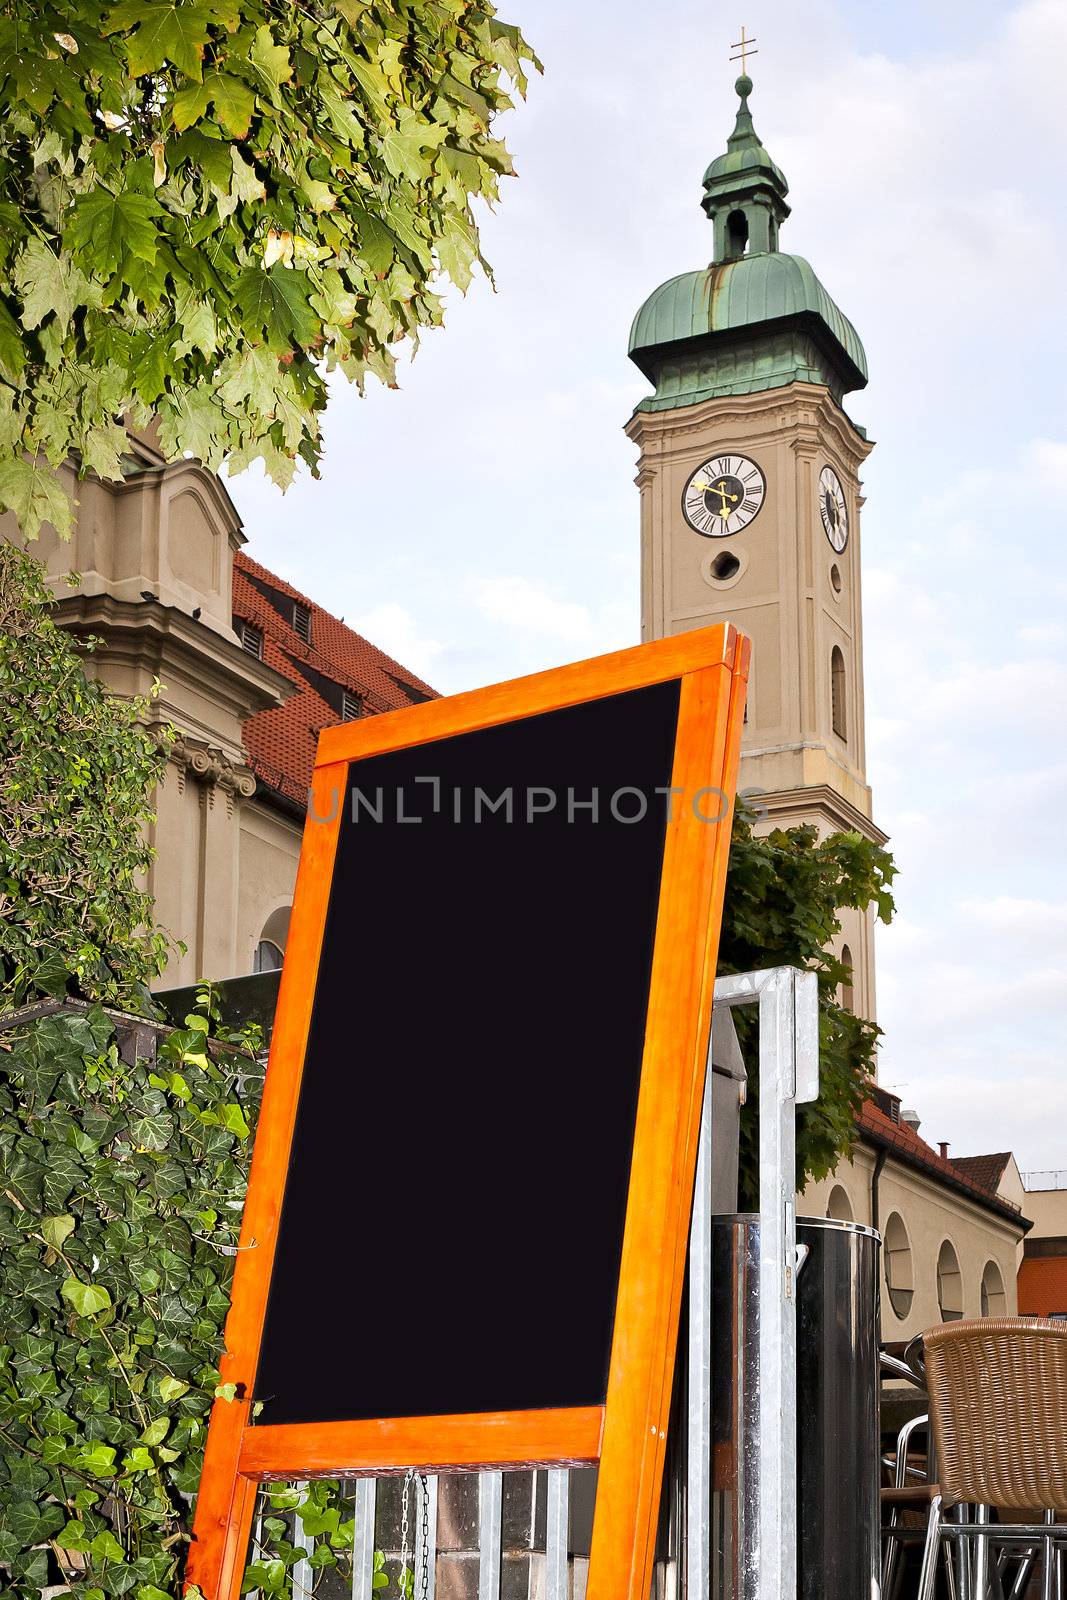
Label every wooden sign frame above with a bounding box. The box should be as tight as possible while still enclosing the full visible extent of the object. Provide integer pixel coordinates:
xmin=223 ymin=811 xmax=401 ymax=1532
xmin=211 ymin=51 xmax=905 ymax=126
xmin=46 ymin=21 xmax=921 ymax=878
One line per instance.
xmin=188 ymin=623 xmax=750 ymax=1600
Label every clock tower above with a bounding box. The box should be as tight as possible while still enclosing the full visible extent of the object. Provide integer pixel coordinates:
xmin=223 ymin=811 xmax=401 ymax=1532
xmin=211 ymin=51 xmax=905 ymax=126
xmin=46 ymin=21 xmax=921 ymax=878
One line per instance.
xmin=626 ymin=72 xmax=886 ymax=1020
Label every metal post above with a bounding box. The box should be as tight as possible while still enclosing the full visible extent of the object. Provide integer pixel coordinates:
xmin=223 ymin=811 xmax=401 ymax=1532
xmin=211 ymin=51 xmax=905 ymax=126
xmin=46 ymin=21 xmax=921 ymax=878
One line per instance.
xmin=478 ymin=1472 xmax=502 ymax=1600
xmin=688 ymin=968 xmax=819 ymax=1600
xmin=292 ymin=1484 xmax=314 ymax=1600
xmin=546 ymin=1469 xmax=570 ymax=1600
xmin=352 ymin=1479 xmax=376 ymax=1600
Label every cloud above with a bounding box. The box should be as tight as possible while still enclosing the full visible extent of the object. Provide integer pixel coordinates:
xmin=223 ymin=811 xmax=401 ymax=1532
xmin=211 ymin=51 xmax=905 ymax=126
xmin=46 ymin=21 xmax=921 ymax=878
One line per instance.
xmin=471 ymin=576 xmax=596 ymax=643
xmin=350 ymin=604 xmax=444 ymax=682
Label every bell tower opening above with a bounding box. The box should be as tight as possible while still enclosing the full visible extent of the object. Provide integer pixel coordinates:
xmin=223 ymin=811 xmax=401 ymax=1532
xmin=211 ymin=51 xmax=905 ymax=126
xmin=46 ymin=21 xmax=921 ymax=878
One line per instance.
xmin=831 ymin=646 xmax=847 ymax=740
xmin=725 ymin=209 xmax=749 ymax=259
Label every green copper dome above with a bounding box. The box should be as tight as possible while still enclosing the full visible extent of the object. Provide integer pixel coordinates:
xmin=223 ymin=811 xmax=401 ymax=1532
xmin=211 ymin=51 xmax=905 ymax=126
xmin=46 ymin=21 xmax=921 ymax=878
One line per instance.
xmin=629 ymin=75 xmax=868 ymax=412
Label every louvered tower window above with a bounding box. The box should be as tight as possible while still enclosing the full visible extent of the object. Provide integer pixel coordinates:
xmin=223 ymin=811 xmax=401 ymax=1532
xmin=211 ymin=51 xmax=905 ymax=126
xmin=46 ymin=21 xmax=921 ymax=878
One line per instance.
xmin=341 ymin=689 xmax=361 ymax=722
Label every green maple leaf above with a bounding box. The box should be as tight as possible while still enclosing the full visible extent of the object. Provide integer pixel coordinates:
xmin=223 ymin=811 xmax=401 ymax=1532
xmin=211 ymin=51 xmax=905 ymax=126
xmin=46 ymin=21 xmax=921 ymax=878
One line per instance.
xmin=235 ymin=267 xmax=319 ymax=350
xmin=15 ymin=239 xmax=87 ymax=336
xmin=67 ymin=190 xmax=161 ymax=277
xmin=172 ymin=70 xmax=255 ymax=137
xmin=436 ymin=211 xmax=478 ymax=290
xmin=247 ymin=25 xmax=292 ymax=102
xmin=217 ymin=343 xmax=282 ymax=413
xmin=0 ymin=301 xmax=26 ymax=379
xmin=379 ymin=109 xmax=448 ymax=183
xmin=105 ymin=0 xmax=241 ymax=81
xmin=0 ymin=456 xmax=73 ymax=539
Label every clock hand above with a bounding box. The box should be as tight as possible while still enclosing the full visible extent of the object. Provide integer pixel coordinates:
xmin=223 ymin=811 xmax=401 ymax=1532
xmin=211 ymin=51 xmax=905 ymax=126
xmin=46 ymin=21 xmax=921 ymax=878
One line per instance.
xmin=711 ymin=480 xmax=739 ymax=517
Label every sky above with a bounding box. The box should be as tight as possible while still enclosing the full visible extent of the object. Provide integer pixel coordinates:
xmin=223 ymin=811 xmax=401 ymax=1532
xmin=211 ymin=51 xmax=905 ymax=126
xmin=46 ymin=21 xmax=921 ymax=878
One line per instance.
xmin=227 ymin=0 xmax=1067 ymax=1173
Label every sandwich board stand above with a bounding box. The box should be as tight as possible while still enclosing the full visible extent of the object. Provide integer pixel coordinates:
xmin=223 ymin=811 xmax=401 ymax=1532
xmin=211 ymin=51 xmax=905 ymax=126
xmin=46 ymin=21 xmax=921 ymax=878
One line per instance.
xmin=187 ymin=623 xmax=750 ymax=1600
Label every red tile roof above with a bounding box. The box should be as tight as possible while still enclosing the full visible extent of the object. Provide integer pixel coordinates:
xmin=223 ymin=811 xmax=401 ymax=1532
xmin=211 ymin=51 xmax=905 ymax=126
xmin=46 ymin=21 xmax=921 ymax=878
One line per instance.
xmin=232 ymin=551 xmax=437 ymax=807
xmin=952 ymin=1153 xmax=1013 ymax=1194
xmin=1018 ymin=1254 xmax=1067 ymax=1317
xmin=857 ymin=1099 xmax=1027 ymax=1227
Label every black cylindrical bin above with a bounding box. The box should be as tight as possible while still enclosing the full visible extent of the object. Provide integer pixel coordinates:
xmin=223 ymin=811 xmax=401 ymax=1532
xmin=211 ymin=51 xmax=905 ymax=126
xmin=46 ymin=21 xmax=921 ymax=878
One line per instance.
xmin=710 ymin=1215 xmax=881 ymax=1600
xmin=796 ymin=1217 xmax=881 ymax=1600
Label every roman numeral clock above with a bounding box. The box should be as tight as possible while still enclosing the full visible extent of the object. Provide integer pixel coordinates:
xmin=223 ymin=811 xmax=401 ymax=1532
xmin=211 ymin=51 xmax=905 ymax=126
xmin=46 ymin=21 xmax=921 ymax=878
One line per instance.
xmin=682 ymin=453 xmax=766 ymax=538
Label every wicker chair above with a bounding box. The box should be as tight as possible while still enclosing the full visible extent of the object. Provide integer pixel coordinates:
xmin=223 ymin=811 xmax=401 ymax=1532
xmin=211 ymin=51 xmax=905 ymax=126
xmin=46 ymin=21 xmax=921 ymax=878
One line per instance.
xmin=918 ymin=1318 xmax=1067 ymax=1600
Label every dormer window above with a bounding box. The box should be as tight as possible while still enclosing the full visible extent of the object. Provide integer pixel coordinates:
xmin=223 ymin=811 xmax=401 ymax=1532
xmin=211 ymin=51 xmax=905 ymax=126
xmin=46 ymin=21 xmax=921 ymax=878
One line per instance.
xmin=292 ymin=601 xmax=311 ymax=643
xmin=341 ymin=689 xmax=361 ymax=722
xmin=239 ymin=621 xmax=263 ymax=660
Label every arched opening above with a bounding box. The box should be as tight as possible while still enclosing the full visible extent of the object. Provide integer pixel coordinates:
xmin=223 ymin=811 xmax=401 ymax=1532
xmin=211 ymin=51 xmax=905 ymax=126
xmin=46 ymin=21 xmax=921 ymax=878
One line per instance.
xmin=831 ymin=646 xmax=847 ymax=739
xmin=827 ymin=1184 xmax=853 ymax=1222
xmin=884 ymin=1212 xmax=914 ymax=1321
xmin=937 ymin=1239 xmax=964 ymax=1321
xmin=253 ymin=939 xmax=284 ymax=973
xmin=840 ymin=944 xmax=854 ymax=1013
xmin=981 ymin=1260 xmax=1006 ymax=1318
xmin=253 ymin=905 xmax=291 ymax=975
xmin=725 ymin=208 xmax=749 ymax=259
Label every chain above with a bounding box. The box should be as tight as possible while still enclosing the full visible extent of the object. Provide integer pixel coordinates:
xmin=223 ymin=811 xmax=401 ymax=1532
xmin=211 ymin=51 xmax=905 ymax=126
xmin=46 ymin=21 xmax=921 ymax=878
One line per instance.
xmin=418 ymin=1474 xmax=429 ymax=1600
xmin=398 ymin=1470 xmax=412 ymax=1599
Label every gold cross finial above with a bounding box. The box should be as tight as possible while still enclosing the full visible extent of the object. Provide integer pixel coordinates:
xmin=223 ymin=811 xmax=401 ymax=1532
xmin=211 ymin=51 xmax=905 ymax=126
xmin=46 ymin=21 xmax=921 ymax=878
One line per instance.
xmin=730 ymin=25 xmax=758 ymax=73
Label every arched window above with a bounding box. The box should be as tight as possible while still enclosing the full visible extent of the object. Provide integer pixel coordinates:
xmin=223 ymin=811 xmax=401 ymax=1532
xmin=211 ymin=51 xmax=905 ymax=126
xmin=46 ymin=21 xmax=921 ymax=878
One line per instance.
xmin=726 ymin=208 xmax=749 ymax=258
xmin=937 ymin=1240 xmax=963 ymax=1321
xmin=884 ymin=1212 xmax=914 ymax=1321
xmin=840 ymin=944 xmax=854 ymax=1013
xmin=252 ymin=905 xmax=291 ymax=975
xmin=253 ymin=940 xmax=284 ymax=973
xmin=827 ymin=1184 xmax=853 ymax=1222
xmin=831 ymin=646 xmax=847 ymax=739
xmin=981 ymin=1260 xmax=1006 ymax=1318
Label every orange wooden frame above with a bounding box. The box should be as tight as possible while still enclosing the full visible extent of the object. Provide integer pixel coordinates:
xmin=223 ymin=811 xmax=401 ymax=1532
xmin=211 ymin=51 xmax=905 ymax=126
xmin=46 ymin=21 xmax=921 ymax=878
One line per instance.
xmin=187 ymin=622 xmax=750 ymax=1600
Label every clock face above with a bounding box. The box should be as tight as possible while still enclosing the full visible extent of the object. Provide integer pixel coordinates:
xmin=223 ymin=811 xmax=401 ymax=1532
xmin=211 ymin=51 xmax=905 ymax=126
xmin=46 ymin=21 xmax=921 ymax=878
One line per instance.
xmin=819 ymin=465 xmax=849 ymax=552
xmin=682 ymin=453 xmax=766 ymax=538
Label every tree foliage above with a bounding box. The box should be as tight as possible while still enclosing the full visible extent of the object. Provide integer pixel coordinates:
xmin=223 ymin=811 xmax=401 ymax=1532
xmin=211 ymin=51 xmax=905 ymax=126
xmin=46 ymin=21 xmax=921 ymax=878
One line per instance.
xmin=0 ymin=544 xmax=170 ymax=1005
xmin=722 ymin=804 xmax=896 ymax=1208
xmin=0 ymin=0 xmax=539 ymax=536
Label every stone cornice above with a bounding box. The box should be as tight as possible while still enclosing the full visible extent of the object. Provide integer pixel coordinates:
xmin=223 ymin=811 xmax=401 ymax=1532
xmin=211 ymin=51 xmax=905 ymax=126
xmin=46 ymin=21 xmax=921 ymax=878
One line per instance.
xmin=55 ymin=593 xmax=293 ymax=728
xmin=747 ymin=782 xmax=889 ymax=845
xmin=625 ymin=380 xmax=873 ymax=469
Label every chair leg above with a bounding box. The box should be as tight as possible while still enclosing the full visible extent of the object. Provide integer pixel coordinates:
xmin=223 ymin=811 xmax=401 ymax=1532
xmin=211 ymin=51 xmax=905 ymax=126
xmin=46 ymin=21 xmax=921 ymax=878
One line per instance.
xmin=919 ymin=1495 xmax=944 ymax=1600
xmin=1007 ymin=1549 xmax=1036 ymax=1600
xmin=1044 ymin=1511 xmax=1056 ymax=1600
xmin=975 ymin=1505 xmax=991 ymax=1599
xmin=883 ymin=1508 xmax=901 ymax=1600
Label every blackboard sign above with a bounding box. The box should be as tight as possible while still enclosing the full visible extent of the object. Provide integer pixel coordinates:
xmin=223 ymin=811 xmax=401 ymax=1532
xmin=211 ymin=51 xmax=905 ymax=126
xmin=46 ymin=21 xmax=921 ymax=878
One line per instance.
xmin=189 ymin=624 xmax=749 ymax=1600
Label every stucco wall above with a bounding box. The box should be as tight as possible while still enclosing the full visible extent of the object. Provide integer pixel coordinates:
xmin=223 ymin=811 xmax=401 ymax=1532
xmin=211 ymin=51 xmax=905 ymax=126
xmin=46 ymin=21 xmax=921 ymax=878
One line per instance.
xmin=802 ymin=1143 xmax=1023 ymax=1341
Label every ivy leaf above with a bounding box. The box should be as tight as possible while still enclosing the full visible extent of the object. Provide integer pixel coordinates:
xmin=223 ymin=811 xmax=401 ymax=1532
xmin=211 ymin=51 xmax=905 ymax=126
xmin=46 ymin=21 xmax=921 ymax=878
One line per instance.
xmin=158 ymin=1375 xmax=189 ymax=1402
xmin=73 ymin=1442 xmax=118 ymax=1476
xmin=61 ymin=1276 xmax=112 ymax=1317
xmin=68 ymin=191 xmax=161 ymax=277
xmin=141 ymin=1416 xmax=170 ymax=1446
xmin=90 ymin=1529 xmax=126 ymax=1562
xmin=41 ymin=1214 xmax=76 ymax=1250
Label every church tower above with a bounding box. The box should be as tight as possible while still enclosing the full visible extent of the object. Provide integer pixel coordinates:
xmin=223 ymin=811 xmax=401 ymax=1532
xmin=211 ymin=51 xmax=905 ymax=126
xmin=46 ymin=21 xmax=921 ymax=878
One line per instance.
xmin=626 ymin=70 xmax=886 ymax=1020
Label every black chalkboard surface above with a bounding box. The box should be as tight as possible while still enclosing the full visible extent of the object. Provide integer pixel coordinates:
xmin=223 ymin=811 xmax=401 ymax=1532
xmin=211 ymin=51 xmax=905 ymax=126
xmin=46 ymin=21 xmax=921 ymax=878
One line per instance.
xmin=253 ymin=679 xmax=681 ymax=1427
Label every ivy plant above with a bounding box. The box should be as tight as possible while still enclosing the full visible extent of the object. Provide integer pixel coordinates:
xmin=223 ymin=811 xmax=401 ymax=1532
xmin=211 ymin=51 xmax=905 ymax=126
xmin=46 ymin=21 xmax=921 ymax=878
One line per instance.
xmin=0 ymin=0 xmax=539 ymax=536
xmin=722 ymin=803 xmax=897 ymax=1209
xmin=0 ymin=543 xmax=171 ymax=1005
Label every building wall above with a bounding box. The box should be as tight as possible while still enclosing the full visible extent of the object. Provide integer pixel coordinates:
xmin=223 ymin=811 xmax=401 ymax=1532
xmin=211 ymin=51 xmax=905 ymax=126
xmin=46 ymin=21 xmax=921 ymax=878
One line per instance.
xmin=1021 ymin=1187 xmax=1067 ymax=1238
xmin=803 ymin=1147 xmax=1022 ymax=1340
xmin=237 ymin=800 xmax=303 ymax=973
